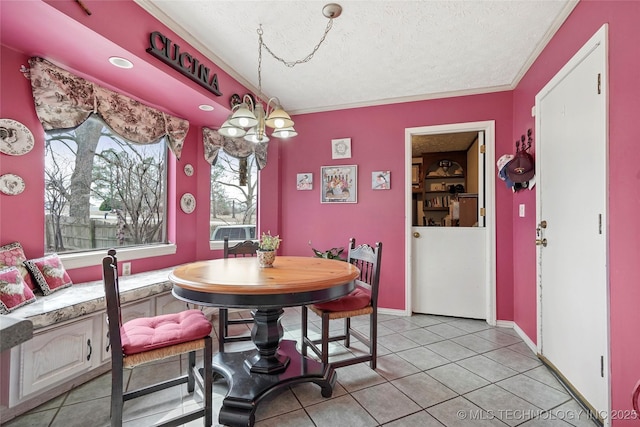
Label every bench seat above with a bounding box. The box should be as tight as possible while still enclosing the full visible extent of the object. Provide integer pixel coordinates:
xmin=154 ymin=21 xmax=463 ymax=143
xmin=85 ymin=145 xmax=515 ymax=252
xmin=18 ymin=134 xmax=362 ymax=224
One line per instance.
xmin=9 ymin=267 xmax=176 ymax=330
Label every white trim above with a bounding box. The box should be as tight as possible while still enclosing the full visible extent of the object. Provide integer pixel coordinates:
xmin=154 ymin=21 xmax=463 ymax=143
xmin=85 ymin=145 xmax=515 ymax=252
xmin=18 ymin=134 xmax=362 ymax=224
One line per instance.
xmin=509 ymin=1 xmax=580 ymax=90
xmin=59 ymin=244 xmax=177 ymax=270
xmin=498 ymin=320 xmax=537 ymax=355
xmin=512 ymin=322 xmax=538 ymax=355
xmin=405 ymin=121 xmax=496 ymax=324
xmin=378 ymin=307 xmax=407 ymax=317
xmin=495 ymin=320 xmax=514 ymax=329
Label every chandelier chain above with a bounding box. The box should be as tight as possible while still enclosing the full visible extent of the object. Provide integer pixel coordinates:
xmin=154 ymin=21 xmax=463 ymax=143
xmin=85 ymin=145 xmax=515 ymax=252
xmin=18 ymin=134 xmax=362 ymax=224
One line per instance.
xmin=257 ymin=19 xmax=335 ymax=93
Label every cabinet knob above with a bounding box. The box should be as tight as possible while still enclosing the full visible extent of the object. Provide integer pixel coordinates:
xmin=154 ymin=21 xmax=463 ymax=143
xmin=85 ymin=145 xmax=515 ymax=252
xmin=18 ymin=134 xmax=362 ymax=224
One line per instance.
xmin=413 ymin=232 xmax=420 ymax=238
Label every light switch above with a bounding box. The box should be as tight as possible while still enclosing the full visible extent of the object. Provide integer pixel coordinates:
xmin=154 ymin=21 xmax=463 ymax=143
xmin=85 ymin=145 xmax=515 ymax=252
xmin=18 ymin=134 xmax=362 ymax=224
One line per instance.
xmin=519 ymin=204 xmax=525 ymax=217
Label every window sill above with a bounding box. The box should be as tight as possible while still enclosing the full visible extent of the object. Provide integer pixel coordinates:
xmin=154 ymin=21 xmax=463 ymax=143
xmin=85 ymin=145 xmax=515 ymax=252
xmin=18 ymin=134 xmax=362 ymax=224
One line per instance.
xmin=59 ymin=244 xmax=177 ymax=270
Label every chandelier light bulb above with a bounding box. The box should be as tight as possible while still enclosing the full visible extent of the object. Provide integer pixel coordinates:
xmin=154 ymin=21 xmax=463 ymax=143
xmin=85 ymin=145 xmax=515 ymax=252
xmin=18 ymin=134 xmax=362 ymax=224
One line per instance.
xmin=273 ymin=118 xmax=285 ymax=128
xmin=239 ymin=117 xmax=249 ymax=127
xmin=227 ymin=127 xmax=238 ymax=136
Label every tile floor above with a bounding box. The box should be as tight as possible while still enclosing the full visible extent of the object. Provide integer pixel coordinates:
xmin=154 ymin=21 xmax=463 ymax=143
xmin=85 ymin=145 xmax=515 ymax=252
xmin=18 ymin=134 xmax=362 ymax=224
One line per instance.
xmin=2 ymin=308 xmax=599 ymax=427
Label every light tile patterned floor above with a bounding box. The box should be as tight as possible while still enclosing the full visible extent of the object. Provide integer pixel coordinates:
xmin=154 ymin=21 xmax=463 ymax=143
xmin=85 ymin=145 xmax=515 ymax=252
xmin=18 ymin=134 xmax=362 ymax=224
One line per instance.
xmin=2 ymin=308 xmax=599 ymax=427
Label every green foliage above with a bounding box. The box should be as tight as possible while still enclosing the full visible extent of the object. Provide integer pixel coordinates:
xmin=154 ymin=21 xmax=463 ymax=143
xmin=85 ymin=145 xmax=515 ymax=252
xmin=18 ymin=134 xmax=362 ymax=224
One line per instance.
xmin=311 ymin=246 xmax=345 ymax=260
xmin=258 ymin=231 xmax=282 ymax=251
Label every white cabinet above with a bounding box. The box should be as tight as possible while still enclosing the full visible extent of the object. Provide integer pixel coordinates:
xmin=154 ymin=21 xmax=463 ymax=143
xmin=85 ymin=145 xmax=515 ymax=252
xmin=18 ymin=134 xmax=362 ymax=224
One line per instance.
xmin=156 ymin=292 xmax=188 ymax=315
xmin=7 ymin=291 xmax=186 ymax=413
xmin=10 ymin=316 xmax=100 ymax=406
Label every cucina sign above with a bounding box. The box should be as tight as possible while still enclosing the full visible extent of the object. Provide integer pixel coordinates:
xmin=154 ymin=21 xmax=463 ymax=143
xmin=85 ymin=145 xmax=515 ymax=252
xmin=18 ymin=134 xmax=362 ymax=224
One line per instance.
xmin=147 ymin=31 xmax=222 ymax=96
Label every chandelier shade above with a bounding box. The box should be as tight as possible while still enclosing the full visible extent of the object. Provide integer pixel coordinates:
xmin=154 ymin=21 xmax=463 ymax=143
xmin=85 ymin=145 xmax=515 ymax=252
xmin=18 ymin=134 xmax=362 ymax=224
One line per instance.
xmin=218 ymin=115 xmax=247 ymax=138
xmin=264 ymin=103 xmax=294 ymax=129
xmin=271 ymin=127 xmax=298 ymax=138
xmin=229 ymin=103 xmax=258 ymax=128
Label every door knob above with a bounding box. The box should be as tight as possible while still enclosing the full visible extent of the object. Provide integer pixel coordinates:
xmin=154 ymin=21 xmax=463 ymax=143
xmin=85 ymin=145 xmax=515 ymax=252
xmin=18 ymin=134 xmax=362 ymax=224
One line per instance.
xmin=413 ymin=232 xmax=420 ymax=238
xmin=536 ymin=238 xmax=547 ymax=247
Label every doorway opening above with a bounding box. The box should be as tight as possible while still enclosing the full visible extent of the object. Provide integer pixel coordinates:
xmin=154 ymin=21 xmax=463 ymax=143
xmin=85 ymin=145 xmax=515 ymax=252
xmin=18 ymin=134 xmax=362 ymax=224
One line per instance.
xmin=405 ymin=121 xmax=496 ymax=324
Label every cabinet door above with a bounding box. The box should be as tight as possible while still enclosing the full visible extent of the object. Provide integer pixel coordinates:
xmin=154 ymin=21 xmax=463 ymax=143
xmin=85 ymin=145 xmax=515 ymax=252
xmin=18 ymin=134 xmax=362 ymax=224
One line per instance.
xmin=18 ymin=317 xmax=95 ymax=402
xmin=156 ymin=292 xmax=189 ymax=315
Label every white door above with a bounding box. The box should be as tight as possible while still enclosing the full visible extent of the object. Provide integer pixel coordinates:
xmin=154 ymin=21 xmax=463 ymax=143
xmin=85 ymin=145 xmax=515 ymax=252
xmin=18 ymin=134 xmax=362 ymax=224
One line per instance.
xmin=409 ymin=124 xmax=494 ymax=320
xmin=536 ymin=25 xmax=608 ymax=418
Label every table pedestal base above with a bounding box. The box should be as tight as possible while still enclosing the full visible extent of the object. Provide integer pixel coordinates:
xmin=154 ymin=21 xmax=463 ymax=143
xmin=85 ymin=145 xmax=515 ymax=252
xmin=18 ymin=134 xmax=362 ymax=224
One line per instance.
xmin=213 ymin=340 xmax=336 ymax=427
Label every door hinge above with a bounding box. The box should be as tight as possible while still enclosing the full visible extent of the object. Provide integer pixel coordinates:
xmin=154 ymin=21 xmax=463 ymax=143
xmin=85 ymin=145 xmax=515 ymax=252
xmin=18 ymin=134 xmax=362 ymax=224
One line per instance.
xmin=480 ymin=144 xmax=486 ymax=154
xmin=600 ymin=355 xmax=604 ymax=377
xmin=480 ymin=207 xmax=486 ymax=217
xmin=598 ymin=214 xmax=602 ymax=234
xmin=597 ymin=73 xmax=601 ymax=94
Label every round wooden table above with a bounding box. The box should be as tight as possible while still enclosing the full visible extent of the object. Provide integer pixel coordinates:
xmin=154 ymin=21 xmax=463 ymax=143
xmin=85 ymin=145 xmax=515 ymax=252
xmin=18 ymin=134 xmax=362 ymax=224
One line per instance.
xmin=170 ymin=256 xmax=359 ymax=427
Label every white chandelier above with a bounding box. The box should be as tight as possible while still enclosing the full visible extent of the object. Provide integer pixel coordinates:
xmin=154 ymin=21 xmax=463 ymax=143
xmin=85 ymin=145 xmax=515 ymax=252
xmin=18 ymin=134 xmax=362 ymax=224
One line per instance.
xmin=218 ymin=3 xmax=342 ymax=143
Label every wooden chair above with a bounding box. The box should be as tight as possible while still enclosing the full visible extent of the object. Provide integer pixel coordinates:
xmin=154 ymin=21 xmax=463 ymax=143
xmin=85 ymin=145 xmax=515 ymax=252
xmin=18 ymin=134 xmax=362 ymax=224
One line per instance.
xmin=218 ymin=237 xmax=260 ymax=351
xmin=102 ymin=249 xmax=213 ymax=427
xmin=301 ymin=238 xmax=382 ymax=369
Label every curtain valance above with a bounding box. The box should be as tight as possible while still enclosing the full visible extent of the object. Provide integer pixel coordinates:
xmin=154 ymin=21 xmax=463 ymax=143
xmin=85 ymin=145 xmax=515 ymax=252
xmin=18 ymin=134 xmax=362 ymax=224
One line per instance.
xmin=28 ymin=57 xmax=189 ymax=159
xmin=202 ymin=127 xmax=268 ymax=170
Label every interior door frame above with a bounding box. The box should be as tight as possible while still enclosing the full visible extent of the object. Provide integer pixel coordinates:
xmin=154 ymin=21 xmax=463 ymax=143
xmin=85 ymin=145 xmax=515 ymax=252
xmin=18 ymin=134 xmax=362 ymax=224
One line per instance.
xmin=405 ymin=121 xmax=496 ymax=324
xmin=535 ymin=24 xmax=610 ymax=422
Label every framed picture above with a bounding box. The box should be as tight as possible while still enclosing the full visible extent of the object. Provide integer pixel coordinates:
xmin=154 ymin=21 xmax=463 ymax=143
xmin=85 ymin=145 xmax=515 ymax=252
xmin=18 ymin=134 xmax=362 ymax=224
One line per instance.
xmin=296 ymin=173 xmax=313 ymax=190
xmin=372 ymin=171 xmax=390 ymax=190
xmin=321 ymin=165 xmax=357 ymax=203
xmin=412 ymin=163 xmax=421 ymax=185
xmin=331 ymin=138 xmax=352 ymax=159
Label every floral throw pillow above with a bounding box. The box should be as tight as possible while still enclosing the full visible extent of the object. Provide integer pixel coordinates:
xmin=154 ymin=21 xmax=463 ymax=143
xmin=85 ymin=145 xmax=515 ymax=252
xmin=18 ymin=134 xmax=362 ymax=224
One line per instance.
xmin=0 ymin=266 xmax=36 ymax=314
xmin=24 ymin=254 xmax=73 ymax=295
xmin=0 ymin=242 xmax=37 ymax=291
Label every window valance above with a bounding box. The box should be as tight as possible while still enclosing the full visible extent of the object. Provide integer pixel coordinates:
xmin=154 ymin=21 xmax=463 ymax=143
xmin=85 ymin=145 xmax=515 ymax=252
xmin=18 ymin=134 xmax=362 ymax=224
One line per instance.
xmin=202 ymin=127 xmax=268 ymax=170
xmin=27 ymin=57 xmax=189 ymax=159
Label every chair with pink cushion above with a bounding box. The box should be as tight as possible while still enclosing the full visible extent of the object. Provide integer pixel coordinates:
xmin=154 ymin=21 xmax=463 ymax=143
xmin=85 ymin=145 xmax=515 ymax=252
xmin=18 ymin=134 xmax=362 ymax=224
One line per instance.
xmin=102 ymin=249 xmax=213 ymax=427
xmin=301 ymin=238 xmax=382 ymax=369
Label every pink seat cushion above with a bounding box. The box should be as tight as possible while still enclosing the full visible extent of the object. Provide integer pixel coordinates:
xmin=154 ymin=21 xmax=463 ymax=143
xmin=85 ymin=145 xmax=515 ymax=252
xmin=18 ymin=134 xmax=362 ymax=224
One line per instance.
xmin=314 ymin=287 xmax=371 ymax=312
xmin=121 ymin=309 xmax=212 ymax=355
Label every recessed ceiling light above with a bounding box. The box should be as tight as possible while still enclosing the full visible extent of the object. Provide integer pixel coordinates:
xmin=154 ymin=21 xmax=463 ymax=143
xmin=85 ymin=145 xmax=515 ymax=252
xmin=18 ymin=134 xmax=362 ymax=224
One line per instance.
xmin=198 ymin=104 xmax=214 ymax=111
xmin=108 ymin=56 xmax=133 ymax=69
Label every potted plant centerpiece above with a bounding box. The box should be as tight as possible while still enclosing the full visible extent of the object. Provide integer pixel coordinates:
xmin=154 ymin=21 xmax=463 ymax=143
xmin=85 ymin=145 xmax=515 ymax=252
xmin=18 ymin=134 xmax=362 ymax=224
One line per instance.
xmin=257 ymin=231 xmax=282 ymax=268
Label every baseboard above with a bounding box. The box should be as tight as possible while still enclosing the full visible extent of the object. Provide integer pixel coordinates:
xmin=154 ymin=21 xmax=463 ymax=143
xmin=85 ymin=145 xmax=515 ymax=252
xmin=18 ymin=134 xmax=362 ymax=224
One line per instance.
xmin=494 ymin=320 xmax=537 ymax=354
xmin=378 ymin=307 xmax=409 ymax=316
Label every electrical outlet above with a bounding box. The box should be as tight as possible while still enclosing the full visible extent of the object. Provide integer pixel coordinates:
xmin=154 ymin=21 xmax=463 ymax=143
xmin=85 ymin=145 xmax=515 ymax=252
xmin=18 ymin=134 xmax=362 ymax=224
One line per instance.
xmin=519 ymin=204 xmax=526 ymax=218
xmin=122 ymin=262 xmax=131 ymax=276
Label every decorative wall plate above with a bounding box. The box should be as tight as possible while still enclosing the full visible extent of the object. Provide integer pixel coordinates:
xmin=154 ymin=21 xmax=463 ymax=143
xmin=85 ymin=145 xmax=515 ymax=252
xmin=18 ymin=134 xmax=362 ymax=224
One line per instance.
xmin=184 ymin=163 xmax=194 ymax=176
xmin=0 ymin=173 xmax=26 ymax=195
xmin=180 ymin=193 xmax=196 ymax=214
xmin=0 ymin=119 xmax=34 ymax=156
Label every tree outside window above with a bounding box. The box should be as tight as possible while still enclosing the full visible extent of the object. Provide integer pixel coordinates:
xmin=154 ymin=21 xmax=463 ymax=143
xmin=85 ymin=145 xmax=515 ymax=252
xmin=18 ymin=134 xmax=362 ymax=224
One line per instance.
xmin=210 ymin=151 xmax=257 ymax=239
xmin=44 ymin=115 xmax=167 ymax=253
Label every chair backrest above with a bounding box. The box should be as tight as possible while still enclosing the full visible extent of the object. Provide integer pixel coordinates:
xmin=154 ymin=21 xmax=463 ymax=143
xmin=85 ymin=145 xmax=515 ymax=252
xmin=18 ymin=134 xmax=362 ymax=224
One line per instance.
xmin=347 ymin=238 xmax=382 ymax=307
xmin=102 ymin=248 xmax=124 ymax=361
xmin=223 ymin=236 xmax=260 ymax=258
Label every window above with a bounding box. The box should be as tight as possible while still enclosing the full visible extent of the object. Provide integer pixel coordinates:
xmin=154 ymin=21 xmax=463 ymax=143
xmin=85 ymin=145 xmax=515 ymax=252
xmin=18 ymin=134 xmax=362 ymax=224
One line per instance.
xmin=210 ymin=151 xmax=257 ymax=241
xmin=44 ymin=115 xmax=167 ymax=254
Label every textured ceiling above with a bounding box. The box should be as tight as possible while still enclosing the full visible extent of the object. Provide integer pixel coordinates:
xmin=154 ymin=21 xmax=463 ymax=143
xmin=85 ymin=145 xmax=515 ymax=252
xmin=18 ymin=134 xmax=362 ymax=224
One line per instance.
xmin=412 ymin=132 xmax=478 ymax=157
xmin=137 ymin=0 xmax=576 ymax=114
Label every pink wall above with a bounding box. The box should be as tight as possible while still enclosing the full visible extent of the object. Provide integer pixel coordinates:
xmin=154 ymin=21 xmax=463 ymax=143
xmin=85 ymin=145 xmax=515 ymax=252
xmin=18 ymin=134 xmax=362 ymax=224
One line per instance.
xmin=2 ymin=0 xmax=639 ymax=421
xmin=278 ymin=93 xmax=514 ymax=314
xmin=512 ymin=1 xmax=640 ymax=423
